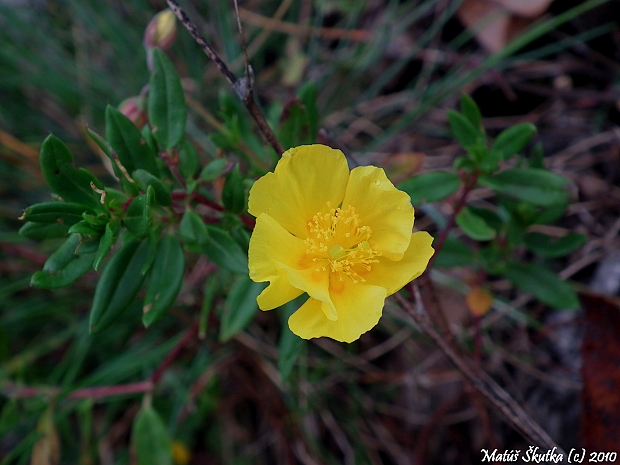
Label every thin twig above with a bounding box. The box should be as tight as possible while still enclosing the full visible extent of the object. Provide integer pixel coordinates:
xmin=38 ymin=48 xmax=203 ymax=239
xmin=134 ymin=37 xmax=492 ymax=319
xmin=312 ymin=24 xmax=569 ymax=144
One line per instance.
xmin=3 ymin=321 xmax=201 ymax=402
xmin=166 ymin=0 xmax=284 ymax=156
xmin=1 ymin=380 xmax=153 ymax=401
xmin=232 ymin=0 xmax=251 ymax=81
xmin=394 ymin=288 xmax=567 ymax=459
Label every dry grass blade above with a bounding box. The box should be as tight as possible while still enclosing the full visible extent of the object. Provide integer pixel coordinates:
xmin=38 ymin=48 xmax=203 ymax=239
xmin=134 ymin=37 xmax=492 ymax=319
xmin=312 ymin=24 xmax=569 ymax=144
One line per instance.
xmin=395 ymin=288 xmax=567 ymax=458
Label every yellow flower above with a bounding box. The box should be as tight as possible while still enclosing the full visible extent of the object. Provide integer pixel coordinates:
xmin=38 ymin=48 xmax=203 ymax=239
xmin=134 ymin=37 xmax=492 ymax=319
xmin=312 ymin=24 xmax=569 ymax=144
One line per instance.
xmin=248 ymin=145 xmax=434 ymax=343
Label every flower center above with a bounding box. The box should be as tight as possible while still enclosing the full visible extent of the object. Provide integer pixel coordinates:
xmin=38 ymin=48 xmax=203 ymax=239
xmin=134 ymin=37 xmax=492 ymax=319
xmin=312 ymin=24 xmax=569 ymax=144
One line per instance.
xmin=304 ymin=203 xmax=381 ymax=283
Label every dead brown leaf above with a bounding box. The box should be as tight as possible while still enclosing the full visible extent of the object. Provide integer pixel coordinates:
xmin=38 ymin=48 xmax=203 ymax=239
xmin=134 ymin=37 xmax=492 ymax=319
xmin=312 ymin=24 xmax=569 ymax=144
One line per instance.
xmin=457 ymin=0 xmax=554 ymax=52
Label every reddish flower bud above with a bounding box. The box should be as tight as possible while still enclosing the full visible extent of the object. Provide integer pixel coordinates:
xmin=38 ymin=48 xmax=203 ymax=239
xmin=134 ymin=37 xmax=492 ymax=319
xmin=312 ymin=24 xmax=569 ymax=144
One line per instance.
xmin=118 ymin=97 xmax=147 ymax=129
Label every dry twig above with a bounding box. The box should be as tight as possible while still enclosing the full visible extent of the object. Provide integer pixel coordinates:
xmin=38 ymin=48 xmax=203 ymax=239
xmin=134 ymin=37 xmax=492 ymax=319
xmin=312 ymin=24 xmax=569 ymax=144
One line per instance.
xmin=395 ymin=287 xmax=568 ymax=459
xmin=166 ymin=0 xmax=284 ymax=156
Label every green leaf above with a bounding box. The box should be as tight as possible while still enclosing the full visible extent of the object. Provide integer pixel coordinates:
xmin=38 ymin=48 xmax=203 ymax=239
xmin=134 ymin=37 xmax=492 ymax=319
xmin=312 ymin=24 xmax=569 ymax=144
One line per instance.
xmin=491 ymin=123 xmax=537 ymax=160
xmin=533 ymin=204 xmax=567 ymax=225
xmin=434 ymin=235 xmax=475 ymax=268
xmin=124 ymin=195 xmax=151 ymax=237
xmin=200 ymin=158 xmax=229 ymax=182
xmin=503 ymin=262 xmax=579 ymax=309
xmin=506 ymin=217 xmax=526 ymax=246
xmin=132 ymin=403 xmax=173 ymax=465
xmin=18 ymin=202 xmax=90 ymax=225
xmin=39 ymin=135 xmax=104 ymax=209
xmin=524 ymin=232 xmax=586 ymax=258
xmin=67 ymin=220 xmax=101 ymax=237
xmin=141 ymin=125 xmax=159 ymax=163
xmin=447 ymin=110 xmax=480 ymax=149
xmin=148 ymin=48 xmax=187 ymax=149
xmin=141 ymin=228 xmax=159 ymax=275
xmin=459 ymin=94 xmax=482 ymax=130
xmin=178 ymin=139 xmax=199 ymax=180
xmin=467 ymin=206 xmax=504 ymax=231
xmin=277 ymin=99 xmax=310 ymax=150
xmin=132 ymin=169 xmax=172 ymax=206
xmin=106 ymin=105 xmax=159 ymax=176
xmin=219 ymin=275 xmax=265 ymax=341
xmin=39 ymin=234 xmax=82 ymax=272
xmin=222 ymin=164 xmax=245 ymax=214
xmin=456 ymin=206 xmax=496 ymax=241
xmin=200 ymin=275 xmax=220 ymax=337
xmin=89 ymin=240 xmax=149 ymax=334
xmin=94 ymin=220 xmax=120 ymax=271
xmin=31 ymin=234 xmax=95 ymax=289
xmin=299 ymin=82 xmax=319 ymax=143
xmin=87 ymin=126 xmax=115 ymax=161
xmin=398 ymin=171 xmax=461 ymax=204
xmin=278 ymin=300 xmax=304 ymax=380
xmin=19 ymin=222 xmax=69 ymax=240
xmin=529 ymin=142 xmax=545 ymax=169
xmin=143 ymin=235 xmax=185 ymax=327
xmin=204 ymin=225 xmax=248 ymax=274
xmin=179 ymin=210 xmax=209 ymax=254
xmin=480 ymin=168 xmax=570 ymax=207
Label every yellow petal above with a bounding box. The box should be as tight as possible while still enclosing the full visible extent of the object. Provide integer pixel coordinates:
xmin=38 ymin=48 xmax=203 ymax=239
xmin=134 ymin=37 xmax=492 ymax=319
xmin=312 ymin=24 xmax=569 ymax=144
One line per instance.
xmin=248 ymin=145 xmax=349 ymax=238
xmin=248 ymin=213 xmax=308 ymax=310
xmin=256 ymin=275 xmax=303 ymax=310
xmin=342 ymin=166 xmax=414 ymax=260
xmin=364 ymin=231 xmax=434 ymax=295
xmin=248 ymin=213 xmax=308 ymax=282
xmin=288 ymin=281 xmax=387 ymax=343
xmin=278 ymin=263 xmax=337 ymax=320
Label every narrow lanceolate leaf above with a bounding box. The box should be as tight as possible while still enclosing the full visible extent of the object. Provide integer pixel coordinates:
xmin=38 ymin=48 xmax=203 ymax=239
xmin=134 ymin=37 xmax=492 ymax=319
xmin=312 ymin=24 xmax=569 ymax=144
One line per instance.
xmin=299 ymin=82 xmax=319 ymax=143
xmin=132 ymin=404 xmax=173 ymax=465
xmin=524 ymin=232 xmax=586 ymax=258
xmin=94 ymin=220 xmax=120 ymax=271
xmin=480 ymin=168 xmax=570 ymax=207
xmin=179 ymin=210 xmax=209 ymax=254
xmin=199 ymin=158 xmax=229 ymax=182
xmin=278 ymin=99 xmax=310 ymax=150
xmin=204 ymin=225 xmax=248 ymax=274
xmin=19 ymin=222 xmax=69 ymax=240
xmin=447 ymin=110 xmax=480 ymax=149
xmin=89 ymin=240 xmax=149 ymax=334
xmin=19 ymin=202 xmax=90 ymax=226
xmin=503 ymin=262 xmax=579 ymax=310
xmin=132 ymin=169 xmax=172 ymax=206
xmin=87 ymin=126 xmax=123 ymax=180
xmin=178 ymin=139 xmax=199 ymax=180
xmin=398 ymin=171 xmax=461 ymax=204
xmin=106 ymin=105 xmax=159 ymax=176
xmin=124 ymin=194 xmax=151 ymax=237
xmin=39 ymin=135 xmax=104 ymax=209
xmin=456 ymin=207 xmax=496 ymax=241
xmin=68 ymin=220 xmax=101 ymax=237
xmin=31 ymin=234 xmax=95 ymax=289
xmin=222 ymin=164 xmax=245 ymax=214
xmin=219 ymin=275 xmax=265 ymax=341
xmin=459 ymin=94 xmax=482 ymax=130
xmin=142 ymin=235 xmax=185 ymax=327
xmin=491 ymin=123 xmax=537 ymax=160
xmin=148 ymin=48 xmax=187 ymax=149
xmin=38 ymin=234 xmax=86 ymax=273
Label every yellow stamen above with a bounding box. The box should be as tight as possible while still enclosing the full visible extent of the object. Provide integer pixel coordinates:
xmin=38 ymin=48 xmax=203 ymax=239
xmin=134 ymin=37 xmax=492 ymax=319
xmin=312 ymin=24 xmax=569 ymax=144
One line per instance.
xmin=304 ymin=203 xmax=381 ymax=283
